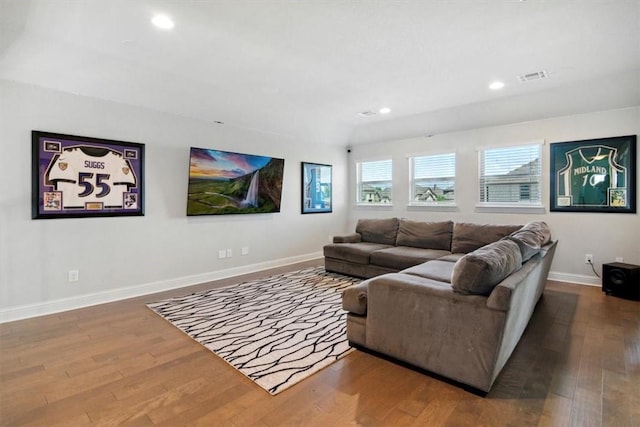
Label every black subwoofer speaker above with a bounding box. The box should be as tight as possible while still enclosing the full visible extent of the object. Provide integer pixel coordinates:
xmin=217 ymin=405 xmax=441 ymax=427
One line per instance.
xmin=602 ymin=262 xmax=640 ymax=301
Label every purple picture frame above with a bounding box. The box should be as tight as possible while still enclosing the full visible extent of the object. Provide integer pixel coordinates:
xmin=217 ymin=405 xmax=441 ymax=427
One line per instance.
xmin=32 ymin=131 xmax=145 ymax=219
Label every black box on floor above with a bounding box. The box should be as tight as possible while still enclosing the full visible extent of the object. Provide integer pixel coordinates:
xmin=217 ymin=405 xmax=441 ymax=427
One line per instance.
xmin=602 ymin=262 xmax=640 ymax=301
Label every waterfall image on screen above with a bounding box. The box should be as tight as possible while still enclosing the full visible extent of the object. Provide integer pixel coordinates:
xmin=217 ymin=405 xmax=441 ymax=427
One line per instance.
xmin=187 ymin=147 xmax=285 ymax=215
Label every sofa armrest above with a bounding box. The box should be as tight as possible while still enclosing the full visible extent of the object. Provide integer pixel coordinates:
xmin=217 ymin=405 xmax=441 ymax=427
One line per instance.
xmin=333 ymin=233 xmax=362 ymax=243
xmin=486 ymin=240 xmax=557 ymax=311
xmin=342 ymin=280 xmax=369 ymax=314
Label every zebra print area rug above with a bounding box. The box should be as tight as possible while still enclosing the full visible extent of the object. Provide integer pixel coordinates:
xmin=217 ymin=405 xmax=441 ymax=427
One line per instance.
xmin=147 ymin=267 xmax=360 ymax=395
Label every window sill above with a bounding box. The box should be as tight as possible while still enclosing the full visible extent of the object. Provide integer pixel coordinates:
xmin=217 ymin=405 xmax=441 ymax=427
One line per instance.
xmin=475 ymin=204 xmax=546 ymax=214
xmin=407 ymin=203 xmax=459 ymax=212
xmin=355 ymin=203 xmax=394 ymax=208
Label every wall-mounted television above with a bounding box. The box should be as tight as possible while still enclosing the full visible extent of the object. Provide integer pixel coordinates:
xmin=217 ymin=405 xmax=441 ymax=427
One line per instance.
xmin=187 ymin=147 xmax=285 ymax=216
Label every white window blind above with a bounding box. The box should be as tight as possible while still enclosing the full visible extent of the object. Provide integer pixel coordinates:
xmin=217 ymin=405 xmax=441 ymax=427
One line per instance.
xmin=357 ymin=159 xmax=392 ymax=204
xmin=479 ymin=144 xmax=542 ymax=204
xmin=410 ymin=153 xmax=455 ymax=204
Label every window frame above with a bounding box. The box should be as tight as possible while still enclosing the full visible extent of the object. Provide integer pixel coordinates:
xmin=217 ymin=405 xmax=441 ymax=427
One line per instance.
xmin=476 ymin=140 xmax=545 ymax=212
xmin=408 ymin=151 xmax=456 ymax=207
xmin=355 ymin=158 xmax=393 ymax=206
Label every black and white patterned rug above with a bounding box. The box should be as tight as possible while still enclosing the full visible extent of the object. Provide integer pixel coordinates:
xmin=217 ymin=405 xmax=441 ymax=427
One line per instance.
xmin=147 ymin=266 xmax=361 ymax=395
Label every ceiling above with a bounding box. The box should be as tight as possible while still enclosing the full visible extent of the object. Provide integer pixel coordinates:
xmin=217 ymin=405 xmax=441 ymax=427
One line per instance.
xmin=1 ymin=0 xmax=639 ymax=146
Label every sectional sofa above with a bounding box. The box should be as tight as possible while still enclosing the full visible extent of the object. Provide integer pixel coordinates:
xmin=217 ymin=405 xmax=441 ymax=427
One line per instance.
xmin=324 ymin=218 xmax=556 ymax=393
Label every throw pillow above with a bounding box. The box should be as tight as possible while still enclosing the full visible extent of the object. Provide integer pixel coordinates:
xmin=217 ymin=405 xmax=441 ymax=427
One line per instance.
xmin=451 ymin=239 xmax=523 ymax=295
xmin=505 ymin=220 xmax=552 ymax=262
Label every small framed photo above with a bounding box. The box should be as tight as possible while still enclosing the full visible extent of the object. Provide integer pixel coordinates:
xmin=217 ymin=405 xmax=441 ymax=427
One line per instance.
xmin=32 ymin=131 xmax=145 ymax=219
xmin=550 ymin=135 xmax=636 ymax=213
xmin=301 ymin=162 xmax=332 ymax=214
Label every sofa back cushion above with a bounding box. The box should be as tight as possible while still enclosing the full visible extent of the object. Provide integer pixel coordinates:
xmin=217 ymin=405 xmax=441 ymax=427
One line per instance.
xmin=451 ymin=222 xmax=522 ymax=253
xmin=451 ymin=239 xmax=523 ymax=295
xmin=505 ymin=220 xmax=552 ymax=262
xmin=396 ymin=219 xmax=453 ymax=250
xmin=356 ymin=218 xmax=399 ymax=245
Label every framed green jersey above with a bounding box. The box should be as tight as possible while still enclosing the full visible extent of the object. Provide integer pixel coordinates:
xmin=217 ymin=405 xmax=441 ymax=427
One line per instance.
xmin=550 ymin=135 xmax=636 ymax=213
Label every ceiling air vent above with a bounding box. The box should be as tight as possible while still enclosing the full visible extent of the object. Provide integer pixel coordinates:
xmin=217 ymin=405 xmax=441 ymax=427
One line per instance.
xmin=358 ymin=110 xmax=377 ymax=117
xmin=518 ymin=70 xmax=548 ymax=83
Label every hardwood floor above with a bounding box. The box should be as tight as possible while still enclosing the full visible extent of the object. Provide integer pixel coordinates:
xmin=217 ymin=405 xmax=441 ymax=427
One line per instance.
xmin=1 ymin=260 xmax=638 ymax=426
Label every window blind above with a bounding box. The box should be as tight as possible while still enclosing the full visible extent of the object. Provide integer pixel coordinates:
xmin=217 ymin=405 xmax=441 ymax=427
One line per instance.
xmin=410 ymin=153 xmax=455 ymax=203
xmin=361 ymin=159 xmax=392 ymax=182
xmin=357 ymin=159 xmax=392 ymax=203
xmin=479 ymin=144 xmax=541 ymax=204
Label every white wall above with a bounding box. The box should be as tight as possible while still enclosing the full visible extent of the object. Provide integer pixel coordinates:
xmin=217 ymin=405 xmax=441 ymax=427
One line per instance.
xmin=2 ymin=80 xmax=638 ymax=322
xmin=347 ymin=107 xmax=640 ymax=285
xmin=0 ymin=80 xmax=350 ymax=321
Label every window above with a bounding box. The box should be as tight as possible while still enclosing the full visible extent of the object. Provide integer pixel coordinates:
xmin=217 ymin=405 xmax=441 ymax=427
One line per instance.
xmin=357 ymin=159 xmax=392 ymax=204
xmin=479 ymin=143 xmax=542 ymax=205
xmin=409 ymin=153 xmax=455 ymax=204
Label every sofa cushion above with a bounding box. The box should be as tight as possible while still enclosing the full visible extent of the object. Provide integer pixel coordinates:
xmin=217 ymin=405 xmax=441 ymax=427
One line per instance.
xmin=356 ymin=218 xmax=399 ymax=245
xmin=342 ymin=280 xmax=370 ymax=314
xmin=370 ymin=247 xmax=451 ymax=270
xmin=324 ymin=242 xmax=393 ymax=264
xmin=451 ymin=222 xmax=522 ymax=254
xmin=451 ymin=239 xmax=523 ymax=295
xmin=505 ymin=221 xmax=552 ymax=262
xmin=402 ymin=260 xmax=456 ymax=283
xmin=333 ymin=233 xmax=362 ymax=243
xmin=437 ymin=253 xmax=465 ymax=262
xmin=396 ymin=219 xmax=453 ymax=251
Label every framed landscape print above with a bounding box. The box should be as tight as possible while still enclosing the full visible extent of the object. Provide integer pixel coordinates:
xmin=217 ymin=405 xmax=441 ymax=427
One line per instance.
xmin=32 ymin=131 xmax=145 ymax=219
xmin=550 ymin=135 xmax=636 ymax=213
xmin=186 ymin=147 xmax=285 ymax=216
xmin=301 ymin=162 xmax=332 ymax=214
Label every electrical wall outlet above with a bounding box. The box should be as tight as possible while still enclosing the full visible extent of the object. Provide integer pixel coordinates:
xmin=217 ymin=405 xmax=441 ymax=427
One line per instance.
xmin=585 ymin=254 xmax=593 ymax=264
xmin=616 ymin=257 xmax=624 ymax=263
xmin=68 ymin=270 xmax=79 ymax=282
xmin=241 ymin=246 xmax=249 ymax=255
xmin=218 ymin=250 xmax=226 ymax=259
xmin=226 ymin=248 xmax=233 ymax=258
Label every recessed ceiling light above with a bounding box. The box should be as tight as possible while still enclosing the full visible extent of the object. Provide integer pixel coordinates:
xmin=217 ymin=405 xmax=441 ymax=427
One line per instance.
xmin=152 ymin=14 xmax=175 ymax=30
xmin=379 ymin=107 xmax=391 ymax=114
xmin=489 ymin=81 xmax=505 ymax=90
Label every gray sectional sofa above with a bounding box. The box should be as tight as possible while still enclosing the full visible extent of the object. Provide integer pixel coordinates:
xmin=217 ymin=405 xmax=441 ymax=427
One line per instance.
xmin=324 ymin=218 xmax=557 ymax=393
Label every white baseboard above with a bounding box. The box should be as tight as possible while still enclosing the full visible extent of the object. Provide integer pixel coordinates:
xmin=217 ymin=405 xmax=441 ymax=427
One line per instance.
xmin=0 ymin=252 xmax=323 ymax=324
xmin=1 ymin=260 xmax=603 ymax=324
xmin=548 ymin=271 xmax=601 ymax=287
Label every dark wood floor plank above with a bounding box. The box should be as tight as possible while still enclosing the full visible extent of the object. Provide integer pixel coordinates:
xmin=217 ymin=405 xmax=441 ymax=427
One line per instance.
xmin=537 ymin=392 xmax=573 ymax=427
xmin=602 ymin=369 xmax=633 ymax=427
xmin=569 ymin=387 xmax=602 ymax=427
xmin=576 ymin=325 xmax=604 ymax=394
xmin=411 ymin=386 xmax=459 ymax=426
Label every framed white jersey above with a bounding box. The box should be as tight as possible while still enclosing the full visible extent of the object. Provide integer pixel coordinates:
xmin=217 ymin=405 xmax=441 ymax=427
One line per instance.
xmin=32 ymin=131 xmax=145 ymax=219
xmin=550 ymin=135 xmax=636 ymax=213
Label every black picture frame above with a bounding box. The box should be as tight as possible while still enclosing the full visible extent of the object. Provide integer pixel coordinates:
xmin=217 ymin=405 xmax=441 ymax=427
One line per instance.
xmin=186 ymin=147 xmax=285 ymax=216
xmin=301 ymin=162 xmax=332 ymax=214
xmin=550 ymin=135 xmax=636 ymax=213
xmin=32 ymin=130 xmax=145 ymax=219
